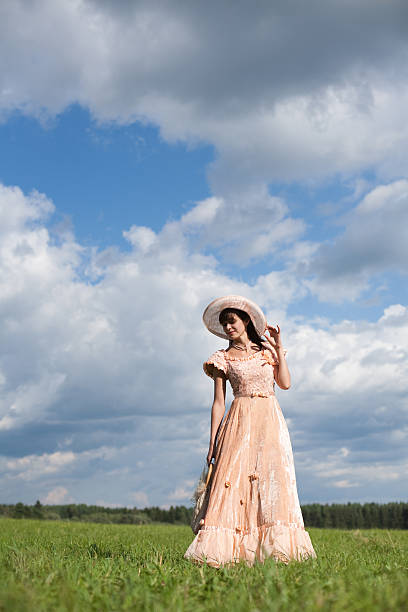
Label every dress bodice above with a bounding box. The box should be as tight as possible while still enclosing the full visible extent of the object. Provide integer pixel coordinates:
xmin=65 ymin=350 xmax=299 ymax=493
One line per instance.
xmin=204 ymin=347 xmax=278 ymax=398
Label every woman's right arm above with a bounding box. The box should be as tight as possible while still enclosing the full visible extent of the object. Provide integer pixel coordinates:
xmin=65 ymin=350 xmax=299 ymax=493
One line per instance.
xmin=207 ymin=372 xmax=226 ymax=465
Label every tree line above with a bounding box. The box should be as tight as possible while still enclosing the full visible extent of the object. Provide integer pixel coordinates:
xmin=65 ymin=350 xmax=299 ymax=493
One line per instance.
xmin=1 ymin=501 xmax=407 ymax=529
xmin=301 ymin=502 xmax=408 ymax=530
xmin=0 ymin=501 xmax=192 ymax=525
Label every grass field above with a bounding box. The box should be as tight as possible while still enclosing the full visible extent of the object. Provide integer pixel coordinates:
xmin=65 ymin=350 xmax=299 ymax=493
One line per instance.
xmin=0 ymin=519 xmax=407 ymax=611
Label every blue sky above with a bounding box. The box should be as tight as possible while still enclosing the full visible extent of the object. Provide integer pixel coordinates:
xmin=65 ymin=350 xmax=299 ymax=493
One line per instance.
xmin=0 ymin=0 xmax=408 ymax=508
xmin=0 ymin=105 xmax=214 ymax=247
xmin=1 ymin=106 xmax=399 ymax=323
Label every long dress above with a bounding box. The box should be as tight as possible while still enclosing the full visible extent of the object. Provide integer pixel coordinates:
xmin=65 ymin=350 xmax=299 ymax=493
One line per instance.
xmin=184 ymin=346 xmax=316 ymax=567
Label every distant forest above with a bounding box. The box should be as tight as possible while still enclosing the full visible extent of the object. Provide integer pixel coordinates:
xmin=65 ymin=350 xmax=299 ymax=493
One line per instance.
xmin=1 ymin=501 xmax=408 ymax=529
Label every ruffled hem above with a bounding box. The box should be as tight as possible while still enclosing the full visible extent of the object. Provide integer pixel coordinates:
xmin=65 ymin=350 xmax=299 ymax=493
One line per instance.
xmin=184 ymin=523 xmax=316 ymax=568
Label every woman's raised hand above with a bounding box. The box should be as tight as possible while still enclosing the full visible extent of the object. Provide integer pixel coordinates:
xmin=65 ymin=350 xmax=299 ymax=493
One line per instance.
xmin=264 ymin=323 xmax=282 ymax=349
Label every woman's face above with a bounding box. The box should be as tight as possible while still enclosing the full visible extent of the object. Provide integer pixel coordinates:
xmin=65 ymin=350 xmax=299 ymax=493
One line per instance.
xmin=221 ymin=313 xmax=248 ymax=340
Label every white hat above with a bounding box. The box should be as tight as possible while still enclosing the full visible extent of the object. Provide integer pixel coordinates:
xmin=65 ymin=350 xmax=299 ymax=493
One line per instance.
xmin=202 ymin=295 xmax=267 ymax=340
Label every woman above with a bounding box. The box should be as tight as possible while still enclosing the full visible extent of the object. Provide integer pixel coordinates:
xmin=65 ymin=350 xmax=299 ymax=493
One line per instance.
xmin=184 ymin=295 xmax=316 ymax=567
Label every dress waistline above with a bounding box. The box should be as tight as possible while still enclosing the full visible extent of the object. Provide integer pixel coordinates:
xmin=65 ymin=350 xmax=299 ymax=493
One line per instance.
xmin=234 ymin=392 xmax=275 ymax=399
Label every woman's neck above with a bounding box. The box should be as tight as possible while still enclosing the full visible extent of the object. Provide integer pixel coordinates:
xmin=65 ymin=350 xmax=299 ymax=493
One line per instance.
xmin=230 ymin=334 xmax=255 ymax=352
xmin=234 ymin=332 xmax=250 ymax=346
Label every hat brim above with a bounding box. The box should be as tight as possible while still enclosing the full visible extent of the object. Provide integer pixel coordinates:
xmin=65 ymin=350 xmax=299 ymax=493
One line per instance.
xmin=202 ymin=295 xmax=267 ymax=340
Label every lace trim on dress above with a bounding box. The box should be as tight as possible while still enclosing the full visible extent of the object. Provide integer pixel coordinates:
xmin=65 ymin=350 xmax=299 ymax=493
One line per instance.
xmin=223 ymin=347 xmax=284 ymax=365
xmin=224 ymin=348 xmax=280 ymax=365
xmin=224 ymin=349 xmax=263 ymax=362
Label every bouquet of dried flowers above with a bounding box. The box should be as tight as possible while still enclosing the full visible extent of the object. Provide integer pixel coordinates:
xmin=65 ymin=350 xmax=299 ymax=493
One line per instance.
xmin=191 ymin=461 xmax=213 ymax=534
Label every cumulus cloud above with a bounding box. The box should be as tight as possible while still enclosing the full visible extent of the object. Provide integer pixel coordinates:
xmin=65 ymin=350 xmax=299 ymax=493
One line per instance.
xmin=179 ymin=186 xmax=305 ymax=263
xmin=168 ymin=485 xmax=194 ymax=503
xmin=42 ymin=486 xmax=72 ymax=505
xmin=1 ymin=182 xmax=408 ymax=505
xmin=130 ymin=491 xmax=149 ymax=507
xmin=6 ymin=451 xmax=76 ymax=481
xmin=2 ymin=447 xmax=115 ymax=482
xmin=1 ymin=0 xmax=408 ymax=186
xmin=2 ymin=0 xmax=408 ymax=507
xmin=1 ymin=0 xmax=408 ymax=310
xmin=306 ymin=179 xmax=408 ymax=301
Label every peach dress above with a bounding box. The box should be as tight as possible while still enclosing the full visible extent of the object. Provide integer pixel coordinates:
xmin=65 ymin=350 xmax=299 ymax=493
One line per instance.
xmin=184 ymin=346 xmax=316 ymax=567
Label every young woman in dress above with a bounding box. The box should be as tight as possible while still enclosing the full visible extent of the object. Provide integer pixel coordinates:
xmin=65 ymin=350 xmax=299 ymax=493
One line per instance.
xmin=184 ymin=295 xmax=316 ymax=567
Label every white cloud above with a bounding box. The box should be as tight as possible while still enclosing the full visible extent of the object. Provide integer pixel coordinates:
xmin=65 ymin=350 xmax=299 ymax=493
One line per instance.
xmin=334 ymin=480 xmax=359 ymax=489
xmin=0 ymin=374 xmax=67 ymax=431
xmin=0 ymin=185 xmax=54 ymax=233
xmin=168 ymin=485 xmax=194 ymax=502
xmin=305 ymin=179 xmax=408 ymax=302
xmin=1 ymin=1 xmax=408 ymax=187
xmin=0 ymin=182 xmax=407 ymax=505
xmin=1 ymin=1 xmax=408 ymax=506
xmin=42 ymin=486 xmax=72 ymax=505
xmin=123 ymin=226 xmax=158 ymax=253
xmin=2 ymin=443 xmax=116 ymax=482
xmin=131 ymin=491 xmax=149 ymax=507
xmin=179 ymin=187 xmax=305 ymax=263
xmin=319 ymin=462 xmax=402 ymax=486
xmin=288 ymin=305 xmax=408 ymax=395
xmin=6 ymin=451 xmax=76 ymax=481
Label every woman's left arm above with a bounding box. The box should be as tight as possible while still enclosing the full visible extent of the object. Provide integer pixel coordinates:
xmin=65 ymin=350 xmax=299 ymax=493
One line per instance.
xmin=264 ymin=324 xmax=291 ymax=390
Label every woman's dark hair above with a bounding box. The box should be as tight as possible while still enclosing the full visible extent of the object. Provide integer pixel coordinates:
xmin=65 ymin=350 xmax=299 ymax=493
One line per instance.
xmin=219 ymin=308 xmax=263 ymax=347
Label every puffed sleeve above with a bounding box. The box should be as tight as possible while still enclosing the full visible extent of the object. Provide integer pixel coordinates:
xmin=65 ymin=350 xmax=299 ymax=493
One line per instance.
xmin=262 ymin=344 xmax=287 ymax=365
xmin=203 ymin=350 xmax=228 ymax=379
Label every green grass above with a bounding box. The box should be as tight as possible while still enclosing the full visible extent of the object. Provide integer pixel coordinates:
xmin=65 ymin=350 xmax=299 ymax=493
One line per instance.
xmin=0 ymin=519 xmax=407 ymax=611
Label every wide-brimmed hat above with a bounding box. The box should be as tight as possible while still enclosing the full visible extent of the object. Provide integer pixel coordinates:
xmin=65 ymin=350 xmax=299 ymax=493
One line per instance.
xmin=202 ymin=295 xmax=267 ymax=340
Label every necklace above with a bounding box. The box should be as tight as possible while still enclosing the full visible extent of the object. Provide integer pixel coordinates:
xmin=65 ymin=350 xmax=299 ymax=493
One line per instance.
xmin=231 ymin=342 xmax=253 ymax=352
